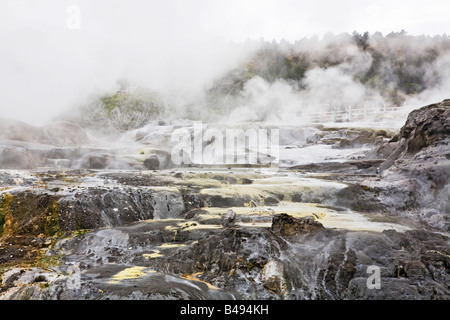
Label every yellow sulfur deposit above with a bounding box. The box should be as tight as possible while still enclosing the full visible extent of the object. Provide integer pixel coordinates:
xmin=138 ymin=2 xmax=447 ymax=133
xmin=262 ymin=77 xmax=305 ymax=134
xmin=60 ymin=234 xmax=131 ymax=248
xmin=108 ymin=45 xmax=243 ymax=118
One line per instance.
xmin=108 ymin=266 xmax=156 ymax=284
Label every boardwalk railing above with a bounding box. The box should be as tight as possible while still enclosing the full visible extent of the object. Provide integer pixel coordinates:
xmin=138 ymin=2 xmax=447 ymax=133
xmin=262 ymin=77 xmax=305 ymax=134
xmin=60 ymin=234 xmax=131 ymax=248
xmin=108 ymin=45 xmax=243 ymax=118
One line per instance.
xmin=299 ymin=104 xmax=404 ymax=123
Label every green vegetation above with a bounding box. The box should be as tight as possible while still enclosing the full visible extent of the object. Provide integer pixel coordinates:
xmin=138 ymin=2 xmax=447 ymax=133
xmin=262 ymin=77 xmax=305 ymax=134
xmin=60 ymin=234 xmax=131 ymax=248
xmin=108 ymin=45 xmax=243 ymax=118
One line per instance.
xmin=74 ymin=86 xmax=164 ymax=132
xmin=42 ymin=201 xmax=60 ymax=237
xmin=0 ymin=193 xmax=14 ymax=237
xmin=34 ymin=251 xmax=64 ymax=269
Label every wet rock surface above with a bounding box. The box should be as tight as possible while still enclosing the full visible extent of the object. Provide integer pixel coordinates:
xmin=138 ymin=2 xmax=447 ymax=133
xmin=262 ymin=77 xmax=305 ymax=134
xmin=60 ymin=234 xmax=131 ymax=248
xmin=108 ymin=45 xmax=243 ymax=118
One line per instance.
xmin=293 ymin=100 xmax=450 ymax=232
xmin=366 ymin=100 xmax=450 ymax=231
xmin=0 ymin=166 xmax=448 ymax=300
xmin=0 ymin=101 xmax=449 ymax=300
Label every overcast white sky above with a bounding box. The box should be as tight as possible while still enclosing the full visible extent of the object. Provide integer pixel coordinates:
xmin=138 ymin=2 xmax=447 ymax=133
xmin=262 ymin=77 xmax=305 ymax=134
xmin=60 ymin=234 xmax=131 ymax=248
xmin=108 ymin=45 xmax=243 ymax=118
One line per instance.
xmin=0 ymin=0 xmax=449 ymax=124
xmin=1 ymin=0 xmax=449 ymax=41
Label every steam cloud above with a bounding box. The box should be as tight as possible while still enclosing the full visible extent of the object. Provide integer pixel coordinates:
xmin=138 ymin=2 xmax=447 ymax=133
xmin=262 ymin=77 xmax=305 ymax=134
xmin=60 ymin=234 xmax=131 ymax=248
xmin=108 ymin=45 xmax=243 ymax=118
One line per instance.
xmin=1 ymin=1 xmax=450 ymax=128
xmin=0 ymin=1 xmax=253 ymax=125
xmin=206 ymin=33 xmax=450 ymax=126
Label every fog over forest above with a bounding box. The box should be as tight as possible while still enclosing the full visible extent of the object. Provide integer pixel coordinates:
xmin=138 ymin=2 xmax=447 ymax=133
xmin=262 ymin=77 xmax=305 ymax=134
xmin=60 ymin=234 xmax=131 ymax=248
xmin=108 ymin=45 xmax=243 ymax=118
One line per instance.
xmin=65 ymin=31 xmax=450 ymax=131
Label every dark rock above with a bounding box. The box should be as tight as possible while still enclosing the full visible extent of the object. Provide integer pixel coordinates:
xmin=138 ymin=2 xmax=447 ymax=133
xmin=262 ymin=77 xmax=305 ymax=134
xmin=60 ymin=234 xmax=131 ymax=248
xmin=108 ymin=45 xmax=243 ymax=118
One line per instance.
xmin=58 ymin=188 xmax=161 ymax=230
xmin=338 ymin=129 xmax=380 ymax=148
xmin=152 ymin=150 xmax=175 ymax=170
xmin=335 ymin=184 xmax=385 ymax=213
xmin=202 ymin=194 xmax=256 ymax=208
xmin=378 ymin=101 xmax=449 ymax=230
xmin=173 ymin=172 xmax=183 ymax=178
xmin=375 ymin=100 xmax=450 ymax=171
xmin=212 ymin=175 xmax=238 ymax=184
xmin=264 ymin=196 xmax=280 ymax=206
xmin=143 ymin=156 xmax=160 ymax=170
xmin=184 ymin=208 xmax=209 ymax=220
xmin=88 ymin=156 xmax=109 ymax=169
xmin=222 ymin=209 xmax=236 ymax=227
xmin=271 ymin=213 xmax=324 ymax=236
xmin=291 ymin=159 xmax=384 ymax=174
xmin=32 ymin=275 xmax=47 ymax=283
xmin=400 ymin=100 xmax=450 ymax=154
xmin=307 ymin=127 xmax=394 ymax=149
xmin=291 ymin=193 xmax=303 ymax=202
xmin=182 ymin=191 xmax=204 ymax=210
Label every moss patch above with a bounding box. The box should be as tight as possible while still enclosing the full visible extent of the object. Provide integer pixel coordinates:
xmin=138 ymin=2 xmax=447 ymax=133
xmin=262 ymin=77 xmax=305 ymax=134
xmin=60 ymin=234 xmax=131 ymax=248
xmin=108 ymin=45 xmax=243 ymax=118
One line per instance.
xmin=1 ymin=192 xmax=62 ymax=237
xmin=34 ymin=251 xmax=64 ymax=269
xmin=42 ymin=201 xmax=60 ymax=237
xmin=0 ymin=193 xmax=14 ymax=237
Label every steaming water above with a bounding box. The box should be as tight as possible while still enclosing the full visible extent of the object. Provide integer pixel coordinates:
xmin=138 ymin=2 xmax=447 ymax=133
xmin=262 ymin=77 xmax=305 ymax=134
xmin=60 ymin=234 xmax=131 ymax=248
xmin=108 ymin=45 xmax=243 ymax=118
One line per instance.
xmin=0 ymin=114 xmax=424 ymax=301
xmin=0 ymin=116 xmax=411 ymax=234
